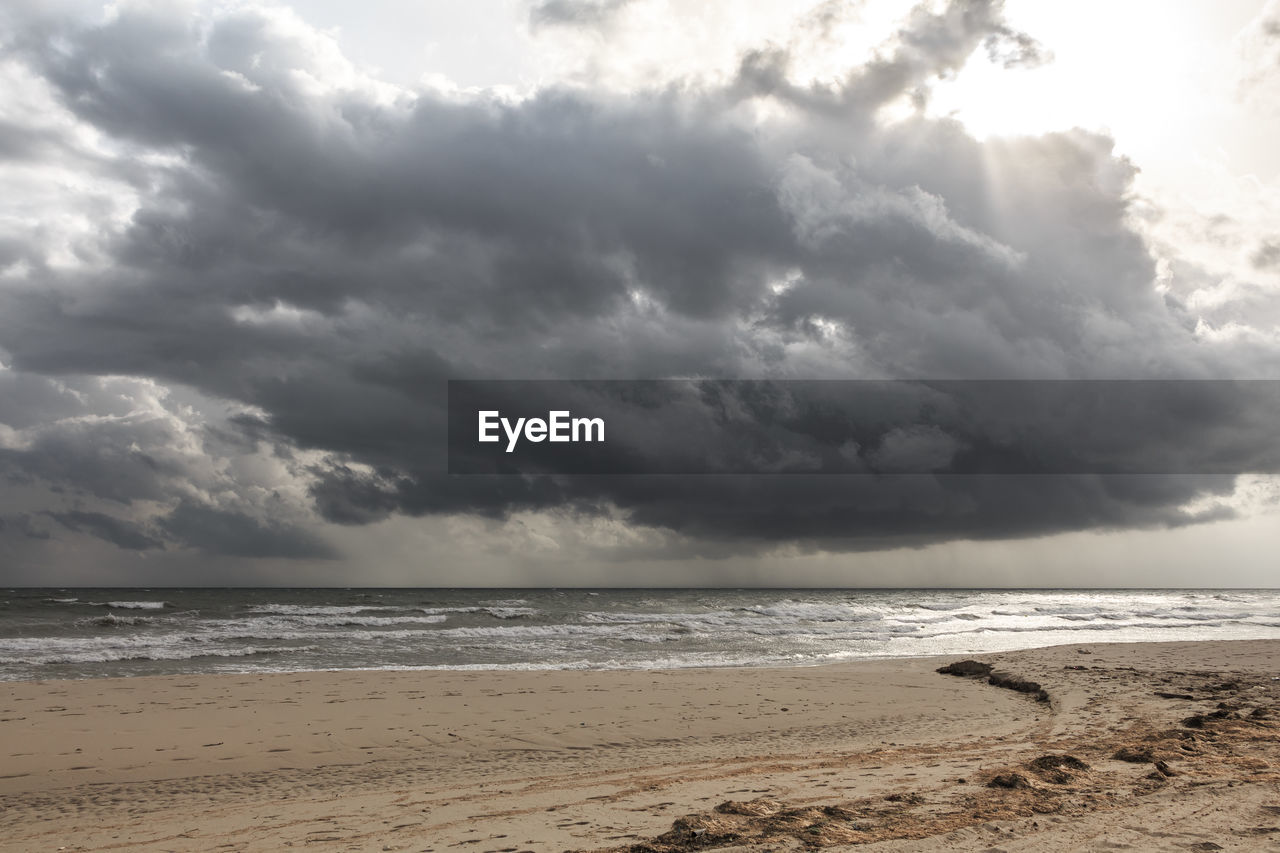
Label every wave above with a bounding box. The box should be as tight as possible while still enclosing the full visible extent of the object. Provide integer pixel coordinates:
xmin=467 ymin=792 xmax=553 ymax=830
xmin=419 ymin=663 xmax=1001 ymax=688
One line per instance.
xmin=745 ymin=601 xmax=880 ymax=622
xmin=79 ymin=613 xmax=151 ymax=627
xmin=245 ymin=604 xmax=406 ymax=616
xmin=581 ymin=609 xmax=744 ymax=626
xmin=580 ymin=606 xmax=990 ymax=634
xmin=483 ymin=607 xmax=536 ymax=619
xmin=326 ymin=649 xmax=835 ymax=673
xmin=932 ymin=620 xmax=1233 ymax=637
xmin=55 ymin=624 xmax=548 ymax=646
xmin=419 ymin=606 xmax=536 ymax=619
xmin=437 ymin=623 xmax=651 ymax=639
xmin=89 ymin=601 xmax=171 ymax=610
xmin=244 ymin=603 xmax=535 ymax=621
xmin=12 ymin=645 xmax=316 ymax=666
xmin=241 ymin=613 xmax=449 ymax=629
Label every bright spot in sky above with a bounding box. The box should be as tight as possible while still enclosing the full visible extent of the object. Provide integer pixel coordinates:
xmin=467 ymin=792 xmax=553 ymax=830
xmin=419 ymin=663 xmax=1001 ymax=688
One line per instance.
xmin=927 ymin=0 xmax=1272 ymax=175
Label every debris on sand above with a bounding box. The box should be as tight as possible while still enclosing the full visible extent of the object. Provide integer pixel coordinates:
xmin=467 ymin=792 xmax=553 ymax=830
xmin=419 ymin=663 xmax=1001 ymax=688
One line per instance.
xmin=821 ymin=804 xmax=862 ymax=820
xmin=988 ymin=670 xmax=1051 ymax=703
xmin=607 ymin=651 xmax=1280 ymax=853
xmin=1027 ymin=755 xmax=1089 ymax=784
xmin=627 ymin=815 xmax=742 ymax=851
xmin=1184 ymin=708 xmax=1239 ymax=728
xmin=626 ymin=801 xmax=887 ymax=850
xmin=714 ymin=799 xmax=781 ymax=817
xmin=1029 ymin=755 xmax=1088 ymax=772
xmin=937 ymin=660 xmax=994 ymax=677
xmin=935 ymin=661 xmax=1051 ymax=702
xmin=987 ymin=772 xmax=1031 ymax=789
xmin=1113 ymin=745 xmax=1154 ymax=763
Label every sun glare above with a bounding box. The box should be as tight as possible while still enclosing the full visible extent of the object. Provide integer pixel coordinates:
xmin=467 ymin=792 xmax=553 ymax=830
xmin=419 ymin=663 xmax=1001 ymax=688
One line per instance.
xmin=926 ymin=0 xmax=1212 ymax=151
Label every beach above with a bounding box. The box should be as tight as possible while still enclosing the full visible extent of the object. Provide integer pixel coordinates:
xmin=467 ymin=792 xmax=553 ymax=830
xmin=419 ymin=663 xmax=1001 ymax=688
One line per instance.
xmin=1 ymin=639 xmax=1277 ymax=851
xmin=4 ymin=0 xmax=1280 ymax=848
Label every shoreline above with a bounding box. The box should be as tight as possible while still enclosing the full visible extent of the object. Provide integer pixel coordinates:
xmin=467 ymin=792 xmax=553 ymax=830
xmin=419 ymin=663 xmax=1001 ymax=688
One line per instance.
xmin=0 ymin=640 xmax=1123 ymax=684
xmin=3 ymin=638 xmax=1278 ymax=851
xmin=10 ymin=631 xmax=1280 ymax=686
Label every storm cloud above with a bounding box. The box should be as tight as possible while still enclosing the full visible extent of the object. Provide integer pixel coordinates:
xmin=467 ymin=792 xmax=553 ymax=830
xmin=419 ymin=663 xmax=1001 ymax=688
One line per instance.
xmin=0 ymin=0 xmax=1277 ymax=581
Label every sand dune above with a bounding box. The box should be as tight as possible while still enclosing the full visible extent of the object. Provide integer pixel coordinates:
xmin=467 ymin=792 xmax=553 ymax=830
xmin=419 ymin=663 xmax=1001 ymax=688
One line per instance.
xmin=2 ymin=640 xmax=1278 ymax=851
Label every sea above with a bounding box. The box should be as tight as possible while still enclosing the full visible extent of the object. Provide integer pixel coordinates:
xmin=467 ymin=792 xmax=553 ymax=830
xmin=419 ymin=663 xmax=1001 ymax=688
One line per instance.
xmin=2 ymin=588 xmax=1279 ymax=682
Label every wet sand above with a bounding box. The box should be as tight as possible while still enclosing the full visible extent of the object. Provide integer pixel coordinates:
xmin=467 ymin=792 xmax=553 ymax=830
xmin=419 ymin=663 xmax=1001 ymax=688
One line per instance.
xmin=2 ymin=639 xmax=1278 ymax=851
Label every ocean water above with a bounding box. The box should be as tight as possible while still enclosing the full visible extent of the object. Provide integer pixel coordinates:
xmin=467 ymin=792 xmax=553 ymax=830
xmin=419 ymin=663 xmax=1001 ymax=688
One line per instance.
xmin=2 ymin=588 xmax=1278 ymax=681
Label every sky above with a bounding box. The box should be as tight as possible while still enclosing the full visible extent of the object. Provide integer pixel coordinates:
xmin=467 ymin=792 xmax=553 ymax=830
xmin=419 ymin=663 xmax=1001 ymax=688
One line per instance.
xmin=1 ymin=0 xmax=1280 ymax=587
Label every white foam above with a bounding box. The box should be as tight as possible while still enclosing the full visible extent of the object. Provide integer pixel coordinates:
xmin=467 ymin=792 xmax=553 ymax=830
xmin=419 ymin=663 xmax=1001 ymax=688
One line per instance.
xmin=80 ymin=613 xmax=150 ymax=627
xmin=0 ymin=633 xmax=317 ymax=666
xmin=483 ymin=607 xmax=536 ymax=619
xmin=746 ymin=601 xmax=879 ymax=622
xmin=240 ymin=613 xmax=449 ymax=629
xmin=437 ymin=623 xmax=642 ymax=639
xmin=245 ymin=604 xmax=400 ymax=616
xmin=418 ymin=606 xmax=537 ymax=619
xmin=20 ymin=645 xmax=316 ymax=666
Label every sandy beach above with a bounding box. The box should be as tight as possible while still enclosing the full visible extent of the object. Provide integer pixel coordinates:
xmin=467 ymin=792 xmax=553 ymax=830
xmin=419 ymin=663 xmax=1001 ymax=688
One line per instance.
xmin=2 ymin=639 xmax=1278 ymax=851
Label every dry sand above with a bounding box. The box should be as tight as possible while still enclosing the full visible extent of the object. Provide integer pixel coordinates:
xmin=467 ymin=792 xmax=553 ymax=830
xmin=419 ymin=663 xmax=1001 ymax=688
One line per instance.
xmin=1 ymin=639 xmax=1278 ymax=851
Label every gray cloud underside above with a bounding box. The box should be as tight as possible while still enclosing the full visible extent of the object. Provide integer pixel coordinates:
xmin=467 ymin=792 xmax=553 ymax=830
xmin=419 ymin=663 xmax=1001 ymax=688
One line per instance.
xmin=529 ymin=0 xmax=636 ymax=30
xmin=46 ymin=510 xmax=163 ymax=551
xmin=0 ymin=0 xmax=1276 ymax=561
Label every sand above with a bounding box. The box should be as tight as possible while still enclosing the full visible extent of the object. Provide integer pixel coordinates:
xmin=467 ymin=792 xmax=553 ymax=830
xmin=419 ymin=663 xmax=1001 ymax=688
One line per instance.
xmin=1 ymin=639 xmax=1278 ymax=851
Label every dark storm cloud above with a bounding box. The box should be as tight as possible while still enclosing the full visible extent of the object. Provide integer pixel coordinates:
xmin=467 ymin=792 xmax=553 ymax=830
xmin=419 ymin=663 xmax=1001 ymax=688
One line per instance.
xmin=0 ymin=0 xmax=1273 ymax=565
xmin=156 ymin=500 xmax=336 ymax=559
xmin=35 ymin=502 xmax=331 ymax=557
xmin=1 ymin=513 xmax=52 ymax=541
xmin=304 ymin=467 xmax=1241 ymax=555
xmin=46 ymin=510 xmax=164 ymax=551
xmin=19 ymin=514 xmax=51 ymax=540
xmin=0 ymin=371 xmax=329 ymax=559
xmin=0 ymin=418 xmax=174 ymax=505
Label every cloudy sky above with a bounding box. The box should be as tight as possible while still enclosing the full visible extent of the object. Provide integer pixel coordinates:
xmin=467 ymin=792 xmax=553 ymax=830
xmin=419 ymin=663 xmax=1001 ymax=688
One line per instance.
xmin=2 ymin=0 xmax=1280 ymax=587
